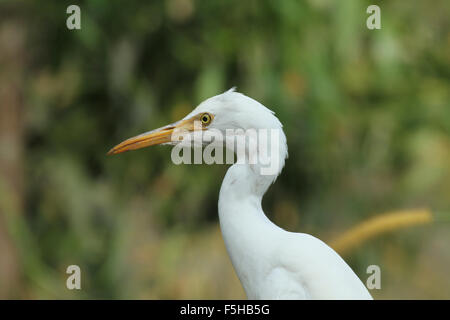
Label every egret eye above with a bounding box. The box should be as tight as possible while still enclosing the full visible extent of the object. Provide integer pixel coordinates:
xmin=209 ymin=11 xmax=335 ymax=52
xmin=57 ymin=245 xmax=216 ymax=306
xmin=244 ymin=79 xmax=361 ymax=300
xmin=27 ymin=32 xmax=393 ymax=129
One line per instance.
xmin=200 ymin=113 xmax=212 ymax=125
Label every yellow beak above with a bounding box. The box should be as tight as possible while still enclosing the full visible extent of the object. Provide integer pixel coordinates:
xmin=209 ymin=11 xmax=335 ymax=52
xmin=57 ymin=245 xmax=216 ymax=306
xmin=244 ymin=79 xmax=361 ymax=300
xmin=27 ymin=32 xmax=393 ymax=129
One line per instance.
xmin=107 ymin=117 xmax=202 ymax=155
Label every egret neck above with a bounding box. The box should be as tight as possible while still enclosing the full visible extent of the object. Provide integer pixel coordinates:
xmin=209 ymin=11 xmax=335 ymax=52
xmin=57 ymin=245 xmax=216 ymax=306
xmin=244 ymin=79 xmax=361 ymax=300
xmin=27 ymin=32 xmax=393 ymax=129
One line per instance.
xmin=218 ymin=126 xmax=288 ymax=299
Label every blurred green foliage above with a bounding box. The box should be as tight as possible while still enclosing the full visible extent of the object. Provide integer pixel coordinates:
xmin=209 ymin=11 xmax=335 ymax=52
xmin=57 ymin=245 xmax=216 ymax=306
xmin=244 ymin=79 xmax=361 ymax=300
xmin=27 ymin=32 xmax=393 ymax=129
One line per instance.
xmin=0 ymin=0 xmax=449 ymax=299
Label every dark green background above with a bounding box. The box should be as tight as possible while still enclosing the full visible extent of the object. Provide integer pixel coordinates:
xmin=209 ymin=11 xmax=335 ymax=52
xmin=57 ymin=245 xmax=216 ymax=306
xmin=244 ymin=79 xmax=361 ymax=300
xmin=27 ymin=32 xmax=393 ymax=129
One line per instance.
xmin=0 ymin=0 xmax=449 ymax=299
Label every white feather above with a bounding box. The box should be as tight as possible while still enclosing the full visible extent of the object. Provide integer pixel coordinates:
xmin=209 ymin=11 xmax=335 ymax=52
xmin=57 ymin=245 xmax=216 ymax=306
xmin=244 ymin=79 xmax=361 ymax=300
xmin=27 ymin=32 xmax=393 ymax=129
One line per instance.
xmin=188 ymin=90 xmax=372 ymax=299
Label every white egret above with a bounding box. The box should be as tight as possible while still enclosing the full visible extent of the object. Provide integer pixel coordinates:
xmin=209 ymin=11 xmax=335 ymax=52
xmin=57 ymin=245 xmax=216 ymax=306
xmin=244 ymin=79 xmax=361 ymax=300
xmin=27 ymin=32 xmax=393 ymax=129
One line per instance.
xmin=108 ymin=88 xmax=372 ymax=300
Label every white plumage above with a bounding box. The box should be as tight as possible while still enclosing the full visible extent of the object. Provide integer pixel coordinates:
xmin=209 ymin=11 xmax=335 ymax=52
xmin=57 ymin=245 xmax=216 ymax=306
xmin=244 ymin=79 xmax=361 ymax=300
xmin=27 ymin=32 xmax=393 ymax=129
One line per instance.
xmin=109 ymin=88 xmax=373 ymax=300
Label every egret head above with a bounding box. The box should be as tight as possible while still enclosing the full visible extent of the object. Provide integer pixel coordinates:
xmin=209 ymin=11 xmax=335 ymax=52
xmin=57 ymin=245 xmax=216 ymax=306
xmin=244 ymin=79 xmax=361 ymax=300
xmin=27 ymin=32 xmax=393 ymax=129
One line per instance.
xmin=108 ymin=88 xmax=287 ymax=176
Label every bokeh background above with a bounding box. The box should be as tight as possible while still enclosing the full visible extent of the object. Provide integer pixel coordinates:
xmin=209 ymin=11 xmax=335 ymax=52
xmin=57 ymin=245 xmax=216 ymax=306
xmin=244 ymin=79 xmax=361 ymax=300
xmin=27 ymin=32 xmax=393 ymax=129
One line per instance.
xmin=0 ymin=0 xmax=449 ymax=299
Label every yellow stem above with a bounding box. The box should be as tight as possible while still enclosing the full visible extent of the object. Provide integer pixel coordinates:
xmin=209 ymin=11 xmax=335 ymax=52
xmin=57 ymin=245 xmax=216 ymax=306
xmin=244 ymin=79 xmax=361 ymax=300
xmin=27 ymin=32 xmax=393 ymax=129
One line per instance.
xmin=330 ymin=209 xmax=433 ymax=256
